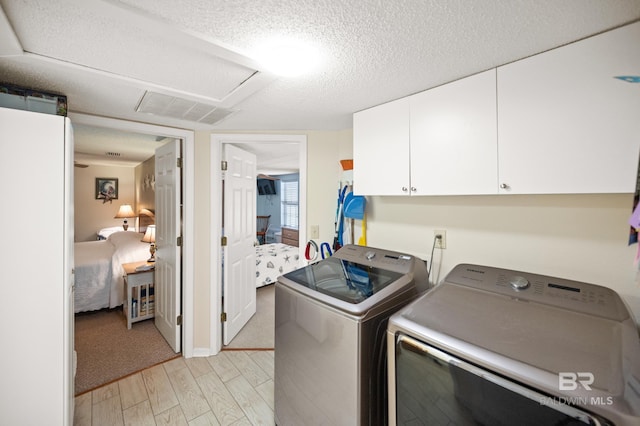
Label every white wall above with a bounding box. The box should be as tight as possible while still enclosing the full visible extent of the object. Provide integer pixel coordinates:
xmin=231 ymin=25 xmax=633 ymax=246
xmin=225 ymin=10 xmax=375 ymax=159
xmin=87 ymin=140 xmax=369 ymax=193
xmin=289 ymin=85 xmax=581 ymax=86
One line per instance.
xmin=365 ymin=193 xmax=640 ymax=321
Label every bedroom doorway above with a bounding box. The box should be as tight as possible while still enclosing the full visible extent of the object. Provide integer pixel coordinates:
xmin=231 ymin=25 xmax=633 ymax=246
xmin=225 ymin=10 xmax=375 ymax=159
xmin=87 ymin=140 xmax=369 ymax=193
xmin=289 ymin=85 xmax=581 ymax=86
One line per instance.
xmin=70 ymin=113 xmax=195 ymax=392
xmin=211 ymin=134 xmax=307 ymax=351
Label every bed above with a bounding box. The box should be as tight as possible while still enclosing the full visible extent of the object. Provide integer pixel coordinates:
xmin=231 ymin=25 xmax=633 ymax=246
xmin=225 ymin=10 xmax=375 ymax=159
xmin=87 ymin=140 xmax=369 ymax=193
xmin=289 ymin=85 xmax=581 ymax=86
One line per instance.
xmin=74 ymin=231 xmax=151 ymax=313
xmin=255 ymin=243 xmax=301 ymax=288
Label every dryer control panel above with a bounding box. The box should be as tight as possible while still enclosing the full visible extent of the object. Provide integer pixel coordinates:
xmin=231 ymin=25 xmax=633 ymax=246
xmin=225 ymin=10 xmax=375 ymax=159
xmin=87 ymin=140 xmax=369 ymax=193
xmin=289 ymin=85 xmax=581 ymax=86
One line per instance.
xmin=444 ymin=263 xmax=629 ymax=321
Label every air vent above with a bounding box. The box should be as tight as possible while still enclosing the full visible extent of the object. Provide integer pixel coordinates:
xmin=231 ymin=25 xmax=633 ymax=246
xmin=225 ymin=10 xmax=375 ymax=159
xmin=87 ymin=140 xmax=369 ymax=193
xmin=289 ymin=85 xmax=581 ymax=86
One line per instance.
xmin=106 ymin=152 xmax=121 ymax=157
xmin=136 ymin=91 xmax=236 ymax=125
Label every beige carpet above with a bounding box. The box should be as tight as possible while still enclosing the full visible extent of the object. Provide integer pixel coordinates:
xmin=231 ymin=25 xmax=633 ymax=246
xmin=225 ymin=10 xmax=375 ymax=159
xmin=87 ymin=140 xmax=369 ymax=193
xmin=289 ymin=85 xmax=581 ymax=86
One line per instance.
xmin=74 ymin=308 xmax=179 ymax=395
xmin=224 ymin=284 xmax=275 ymax=349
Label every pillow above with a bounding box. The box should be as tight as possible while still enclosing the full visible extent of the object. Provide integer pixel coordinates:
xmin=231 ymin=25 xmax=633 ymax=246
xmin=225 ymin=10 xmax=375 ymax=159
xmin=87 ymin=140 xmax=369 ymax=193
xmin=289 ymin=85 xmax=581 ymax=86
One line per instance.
xmin=107 ymin=230 xmax=144 ymax=246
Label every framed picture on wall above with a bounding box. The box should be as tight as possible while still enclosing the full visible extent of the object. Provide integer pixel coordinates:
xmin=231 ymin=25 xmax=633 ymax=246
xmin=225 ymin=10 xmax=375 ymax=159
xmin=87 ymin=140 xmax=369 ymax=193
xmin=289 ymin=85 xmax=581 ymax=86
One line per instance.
xmin=96 ymin=177 xmax=118 ymax=203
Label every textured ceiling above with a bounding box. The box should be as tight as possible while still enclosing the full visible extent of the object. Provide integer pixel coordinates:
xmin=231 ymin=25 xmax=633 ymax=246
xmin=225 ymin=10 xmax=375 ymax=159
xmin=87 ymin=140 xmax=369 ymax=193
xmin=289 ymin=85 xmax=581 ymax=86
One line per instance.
xmin=1 ymin=0 xmax=640 ymax=165
xmin=73 ymin=124 xmax=166 ymax=167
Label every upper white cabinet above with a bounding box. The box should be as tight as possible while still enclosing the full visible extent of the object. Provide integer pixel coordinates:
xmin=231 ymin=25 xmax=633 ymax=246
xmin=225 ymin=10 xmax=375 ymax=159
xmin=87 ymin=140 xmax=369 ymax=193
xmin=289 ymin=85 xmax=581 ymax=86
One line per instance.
xmin=354 ymin=70 xmax=497 ymax=196
xmin=354 ymin=21 xmax=640 ymax=196
xmin=353 ymin=97 xmax=410 ymax=195
xmin=410 ymin=69 xmax=498 ymax=195
xmin=497 ymin=21 xmax=640 ymax=194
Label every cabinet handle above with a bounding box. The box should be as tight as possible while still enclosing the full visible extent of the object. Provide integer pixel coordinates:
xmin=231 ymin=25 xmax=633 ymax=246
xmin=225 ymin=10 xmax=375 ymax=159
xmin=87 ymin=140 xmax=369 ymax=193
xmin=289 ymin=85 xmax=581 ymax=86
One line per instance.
xmin=411 ymin=187 xmax=417 ymax=192
xmin=402 ymin=187 xmax=408 ymax=192
xmin=500 ymin=183 xmax=510 ymax=190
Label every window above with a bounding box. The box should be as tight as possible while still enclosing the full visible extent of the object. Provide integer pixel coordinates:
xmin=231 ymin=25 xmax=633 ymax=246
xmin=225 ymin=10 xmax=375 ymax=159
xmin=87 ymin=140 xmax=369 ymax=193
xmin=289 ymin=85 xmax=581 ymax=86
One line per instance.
xmin=280 ymin=175 xmax=299 ymax=229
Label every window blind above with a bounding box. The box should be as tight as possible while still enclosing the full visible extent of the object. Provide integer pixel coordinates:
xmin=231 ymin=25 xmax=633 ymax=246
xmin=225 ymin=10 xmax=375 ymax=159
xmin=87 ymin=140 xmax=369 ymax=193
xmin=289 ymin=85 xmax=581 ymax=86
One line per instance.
xmin=281 ymin=179 xmax=299 ymax=228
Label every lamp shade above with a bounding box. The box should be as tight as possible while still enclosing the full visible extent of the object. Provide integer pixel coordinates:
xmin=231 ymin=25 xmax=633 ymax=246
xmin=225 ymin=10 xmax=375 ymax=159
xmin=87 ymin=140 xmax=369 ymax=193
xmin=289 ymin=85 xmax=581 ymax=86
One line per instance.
xmin=142 ymin=225 xmax=156 ymax=243
xmin=114 ymin=204 xmax=136 ymax=218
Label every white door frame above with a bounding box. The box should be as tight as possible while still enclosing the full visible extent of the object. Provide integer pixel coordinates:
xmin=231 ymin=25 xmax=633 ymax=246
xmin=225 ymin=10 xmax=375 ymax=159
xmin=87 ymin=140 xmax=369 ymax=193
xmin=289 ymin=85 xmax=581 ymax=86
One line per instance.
xmin=210 ymin=133 xmax=307 ymax=355
xmin=68 ymin=112 xmax=195 ymax=358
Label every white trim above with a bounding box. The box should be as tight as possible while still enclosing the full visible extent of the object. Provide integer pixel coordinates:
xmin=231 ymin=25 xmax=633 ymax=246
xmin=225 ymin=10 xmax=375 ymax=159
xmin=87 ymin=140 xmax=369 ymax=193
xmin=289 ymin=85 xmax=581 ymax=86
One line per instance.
xmin=68 ymin=112 xmax=195 ymax=358
xmin=210 ymin=133 xmax=307 ymax=355
xmin=192 ymin=347 xmax=215 ymax=358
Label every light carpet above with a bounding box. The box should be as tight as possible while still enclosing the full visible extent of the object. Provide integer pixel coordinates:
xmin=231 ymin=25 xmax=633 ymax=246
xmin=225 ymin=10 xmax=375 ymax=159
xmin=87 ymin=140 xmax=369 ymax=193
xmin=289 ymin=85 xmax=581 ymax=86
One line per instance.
xmin=224 ymin=284 xmax=275 ymax=349
xmin=74 ymin=308 xmax=179 ymax=395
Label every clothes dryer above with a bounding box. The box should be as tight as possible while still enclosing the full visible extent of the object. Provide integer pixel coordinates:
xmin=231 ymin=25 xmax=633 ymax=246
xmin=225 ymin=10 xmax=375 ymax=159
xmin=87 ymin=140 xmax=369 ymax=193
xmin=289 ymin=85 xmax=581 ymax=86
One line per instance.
xmin=388 ymin=263 xmax=640 ymax=425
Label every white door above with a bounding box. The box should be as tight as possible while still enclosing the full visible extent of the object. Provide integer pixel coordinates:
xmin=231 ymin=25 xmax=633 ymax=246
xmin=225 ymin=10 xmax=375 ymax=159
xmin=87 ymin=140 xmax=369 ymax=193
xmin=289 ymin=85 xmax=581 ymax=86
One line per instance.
xmin=155 ymin=139 xmax=182 ymax=352
xmin=223 ymin=144 xmax=257 ymax=345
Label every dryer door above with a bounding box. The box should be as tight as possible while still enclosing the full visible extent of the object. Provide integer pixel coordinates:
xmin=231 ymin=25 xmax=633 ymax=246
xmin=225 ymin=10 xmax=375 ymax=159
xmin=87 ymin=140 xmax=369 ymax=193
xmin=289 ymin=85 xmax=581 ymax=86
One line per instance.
xmin=392 ymin=334 xmax=609 ymax=426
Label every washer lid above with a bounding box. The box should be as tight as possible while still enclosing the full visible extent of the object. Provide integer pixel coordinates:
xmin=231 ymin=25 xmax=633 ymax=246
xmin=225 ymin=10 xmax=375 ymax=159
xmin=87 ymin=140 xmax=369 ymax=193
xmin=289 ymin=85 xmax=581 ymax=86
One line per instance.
xmin=282 ymin=256 xmax=403 ymax=304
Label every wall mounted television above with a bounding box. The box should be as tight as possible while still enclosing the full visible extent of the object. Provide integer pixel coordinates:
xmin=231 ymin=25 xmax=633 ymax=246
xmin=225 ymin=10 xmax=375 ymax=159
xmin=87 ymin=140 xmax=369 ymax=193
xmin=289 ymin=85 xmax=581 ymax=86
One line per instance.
xmin=257 ymin=178 xmax=277 ymax=195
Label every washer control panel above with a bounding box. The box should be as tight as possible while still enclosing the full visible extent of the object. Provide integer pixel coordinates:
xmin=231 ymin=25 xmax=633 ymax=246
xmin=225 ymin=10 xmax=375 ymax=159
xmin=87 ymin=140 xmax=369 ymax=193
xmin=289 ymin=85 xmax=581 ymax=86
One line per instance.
xmin=335 ymin=244 xmax=414 ymax=270
xmin=445 ymin=263 xmax=628 ymax=321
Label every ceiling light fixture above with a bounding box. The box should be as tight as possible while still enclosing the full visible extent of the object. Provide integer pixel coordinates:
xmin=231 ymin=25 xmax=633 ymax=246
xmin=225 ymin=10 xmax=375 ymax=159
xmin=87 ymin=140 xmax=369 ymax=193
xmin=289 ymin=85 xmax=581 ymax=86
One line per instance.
xmin=256 ymin=38 xmax=320 ymax=78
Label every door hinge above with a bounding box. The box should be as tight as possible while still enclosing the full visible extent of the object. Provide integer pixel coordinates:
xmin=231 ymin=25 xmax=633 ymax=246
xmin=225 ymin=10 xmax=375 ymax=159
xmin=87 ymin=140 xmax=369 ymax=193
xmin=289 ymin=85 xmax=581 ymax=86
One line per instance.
xmin=221 ymin=236 xmax=227 ymax=246
xmin=221 ymin=160 xmax=228 ymax=171
xmin=177 ymin=236 xmax=183 ymax=246
xmin=177 ymin=315 xmax=182 ymax=326
xmin=221 ymin=312 xmax=227 ymax=322
xmin=177 ymin=157 xmax=183 ymax=168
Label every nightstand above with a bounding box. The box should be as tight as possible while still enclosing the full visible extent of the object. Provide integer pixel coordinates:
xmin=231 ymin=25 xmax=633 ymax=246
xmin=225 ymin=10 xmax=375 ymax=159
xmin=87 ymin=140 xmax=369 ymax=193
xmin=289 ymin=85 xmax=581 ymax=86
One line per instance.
xmin=122 ymin=261 xmax=155 ymax=329
xmin=281 ymin=226 xmax=299 ymax=246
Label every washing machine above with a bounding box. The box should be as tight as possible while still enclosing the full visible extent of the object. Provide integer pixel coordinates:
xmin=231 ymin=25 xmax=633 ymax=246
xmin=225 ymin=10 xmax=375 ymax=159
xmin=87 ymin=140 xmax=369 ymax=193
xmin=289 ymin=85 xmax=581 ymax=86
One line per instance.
xmin=387 ymin=263 xmax=640 ymax=425
xmin=275 ymin=244 xmax=430 ymax=426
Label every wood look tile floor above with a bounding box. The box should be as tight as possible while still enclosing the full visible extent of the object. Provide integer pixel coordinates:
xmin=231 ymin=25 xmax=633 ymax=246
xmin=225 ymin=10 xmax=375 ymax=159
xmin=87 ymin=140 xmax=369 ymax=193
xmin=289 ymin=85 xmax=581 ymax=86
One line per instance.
xmin=74 ymin=350 xmax=275 ymax=426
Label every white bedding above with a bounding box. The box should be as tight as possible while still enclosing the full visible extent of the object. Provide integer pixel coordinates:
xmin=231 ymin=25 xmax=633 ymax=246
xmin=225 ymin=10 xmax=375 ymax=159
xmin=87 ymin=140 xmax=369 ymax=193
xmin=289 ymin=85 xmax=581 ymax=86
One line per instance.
xmin=255 ymin=243 xmax=301 ymax=288
xmin=74 ymin=231 xmax=150 ymax=313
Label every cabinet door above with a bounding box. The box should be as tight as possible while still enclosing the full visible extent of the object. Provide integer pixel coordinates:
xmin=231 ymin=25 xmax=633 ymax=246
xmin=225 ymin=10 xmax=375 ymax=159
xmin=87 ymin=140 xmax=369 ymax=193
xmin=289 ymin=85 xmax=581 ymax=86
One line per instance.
xmin=0 ymin=108 xmax=73 ymax=424
xmin=410 ymin=69 xmax=498 ymax=195
xmin=353 ymin=97 xmax=410 ymax=195
xmin=497 ymin=22 xmax=640 ymax=194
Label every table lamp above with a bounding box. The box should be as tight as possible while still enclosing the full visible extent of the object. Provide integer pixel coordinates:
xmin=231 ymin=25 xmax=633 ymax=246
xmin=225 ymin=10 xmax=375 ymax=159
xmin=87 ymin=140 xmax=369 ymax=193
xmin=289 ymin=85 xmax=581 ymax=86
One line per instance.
xmin=142 ymin=225 xmax=156 ymax=262
xmin=114 ymin=204 xmax=136 ymax=230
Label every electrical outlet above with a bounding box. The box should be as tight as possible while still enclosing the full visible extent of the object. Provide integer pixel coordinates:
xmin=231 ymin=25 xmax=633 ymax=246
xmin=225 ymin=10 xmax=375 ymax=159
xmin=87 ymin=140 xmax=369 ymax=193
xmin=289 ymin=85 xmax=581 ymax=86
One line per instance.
xmin=434 ymin=230 xmax=447 ymax=249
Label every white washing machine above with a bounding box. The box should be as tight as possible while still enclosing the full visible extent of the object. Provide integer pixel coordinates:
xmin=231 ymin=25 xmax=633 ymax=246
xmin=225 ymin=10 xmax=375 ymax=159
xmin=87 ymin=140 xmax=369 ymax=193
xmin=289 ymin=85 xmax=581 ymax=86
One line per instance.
xmin=275 ymin=244 xmax=430 ymax=425
xmin=388 ymin=263 xmax=640 ymax=425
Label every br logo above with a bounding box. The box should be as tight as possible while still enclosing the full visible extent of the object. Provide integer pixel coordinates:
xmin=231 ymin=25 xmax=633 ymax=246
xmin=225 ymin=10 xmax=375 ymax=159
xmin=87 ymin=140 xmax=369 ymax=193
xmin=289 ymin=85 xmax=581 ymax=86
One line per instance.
xmin=558 ymin=372 xmax=594 ymax=391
